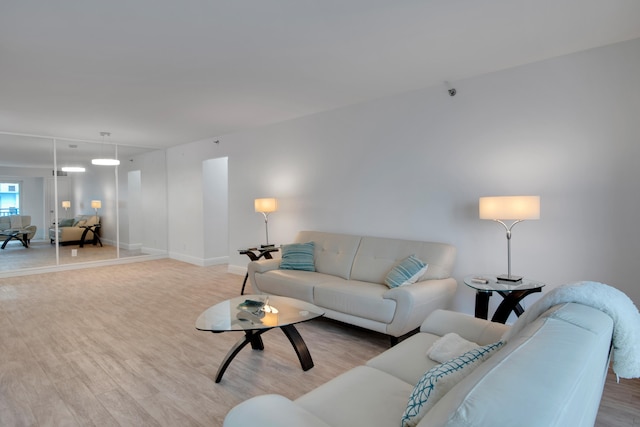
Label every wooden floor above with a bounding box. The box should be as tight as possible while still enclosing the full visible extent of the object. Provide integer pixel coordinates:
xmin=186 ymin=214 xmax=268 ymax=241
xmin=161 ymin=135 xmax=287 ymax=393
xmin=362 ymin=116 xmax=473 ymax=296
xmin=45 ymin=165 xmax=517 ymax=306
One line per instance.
xmin=0 ymin=259 xmax=637 ymax=426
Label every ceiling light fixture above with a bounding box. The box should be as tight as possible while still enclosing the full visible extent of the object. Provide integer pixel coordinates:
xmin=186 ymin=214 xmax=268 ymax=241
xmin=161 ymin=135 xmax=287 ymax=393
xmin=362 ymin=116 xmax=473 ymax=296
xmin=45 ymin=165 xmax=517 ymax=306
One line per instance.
xmin=61 ymin=166 xmax=86 ymax=172
xmin=92 ymin=132 xmax=120 ymax=166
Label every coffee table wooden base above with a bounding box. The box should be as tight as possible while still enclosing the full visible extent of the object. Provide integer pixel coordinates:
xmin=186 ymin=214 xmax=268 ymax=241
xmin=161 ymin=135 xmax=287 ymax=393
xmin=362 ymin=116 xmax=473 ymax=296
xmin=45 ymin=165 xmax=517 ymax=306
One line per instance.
xmin=213 ymin=324 xmax=314 ymax=383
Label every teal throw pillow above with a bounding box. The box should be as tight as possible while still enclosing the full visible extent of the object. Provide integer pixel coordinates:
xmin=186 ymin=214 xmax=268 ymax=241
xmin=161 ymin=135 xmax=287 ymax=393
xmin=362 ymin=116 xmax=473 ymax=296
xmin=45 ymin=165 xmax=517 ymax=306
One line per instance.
xmin=59 ymin=218 xmax=75 ymax=227
xmin=279 ymin=242 xmax=315 ymax=271
xmin=401 ymin=341 xmax=504 ymax=427
xmin=384 ymin=255 xmax=428 ymax=288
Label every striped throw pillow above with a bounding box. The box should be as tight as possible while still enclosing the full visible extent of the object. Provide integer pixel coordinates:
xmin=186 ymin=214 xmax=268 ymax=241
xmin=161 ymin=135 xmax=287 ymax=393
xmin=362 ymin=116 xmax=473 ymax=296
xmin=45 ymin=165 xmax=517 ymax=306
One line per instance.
xmin=384 ymin=255 xmax=428 ymax=288
xmin=279 ymin=242 xmax=315 ymax=271
xmin=401 ymin=341 xmax=504 ymax=427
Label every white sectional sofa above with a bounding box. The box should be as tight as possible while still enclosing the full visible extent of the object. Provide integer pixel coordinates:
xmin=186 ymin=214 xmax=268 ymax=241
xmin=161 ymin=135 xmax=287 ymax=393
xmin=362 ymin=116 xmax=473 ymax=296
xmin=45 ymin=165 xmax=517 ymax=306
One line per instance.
xmin=225 ymin=302 xmax=615 ymax=427
xmin=248 ymin=231 xmax=457 ymax=342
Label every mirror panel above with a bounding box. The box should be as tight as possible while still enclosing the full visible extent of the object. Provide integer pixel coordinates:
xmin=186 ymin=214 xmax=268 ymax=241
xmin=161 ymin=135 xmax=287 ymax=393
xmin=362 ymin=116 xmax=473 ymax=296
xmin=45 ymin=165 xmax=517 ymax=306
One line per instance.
xmin=0 ymin=132 xmax=168 ymax=274
xmin=0 ymin=134 xmax=55 ymax=271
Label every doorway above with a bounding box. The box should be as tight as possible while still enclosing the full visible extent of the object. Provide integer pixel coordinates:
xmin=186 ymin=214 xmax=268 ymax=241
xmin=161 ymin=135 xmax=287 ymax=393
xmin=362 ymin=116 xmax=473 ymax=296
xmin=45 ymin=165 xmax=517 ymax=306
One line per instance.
xmin=202 ymin=157 xmax=229 ymax=264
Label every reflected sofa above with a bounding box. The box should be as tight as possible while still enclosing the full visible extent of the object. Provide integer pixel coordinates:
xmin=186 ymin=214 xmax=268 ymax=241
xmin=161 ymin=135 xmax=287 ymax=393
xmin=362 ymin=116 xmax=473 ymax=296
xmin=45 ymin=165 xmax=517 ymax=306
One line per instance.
xmin=0 ymin=215 xmax=37 ymax=243
xmin=49 ymin=215 xmax=100 ymax=245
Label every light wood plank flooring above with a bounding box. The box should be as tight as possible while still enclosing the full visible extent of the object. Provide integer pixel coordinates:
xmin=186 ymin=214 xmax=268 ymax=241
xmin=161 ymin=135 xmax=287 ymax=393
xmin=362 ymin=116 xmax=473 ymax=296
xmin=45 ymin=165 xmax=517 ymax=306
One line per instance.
xmin=0 ymin=259 xmax=637 ymax=426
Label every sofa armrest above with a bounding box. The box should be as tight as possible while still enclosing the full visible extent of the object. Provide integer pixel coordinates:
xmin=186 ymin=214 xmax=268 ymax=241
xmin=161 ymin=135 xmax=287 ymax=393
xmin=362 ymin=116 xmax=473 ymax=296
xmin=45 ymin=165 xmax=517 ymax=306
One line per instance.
xmin=420 ymin=309 xmax=509 ymax=345
xmin=224 ymin=395 xmax=331 ymax=427
xmin=248 ymin=259 xmax=282 ymax=294
xmin=383 ymin=278 xmax=457 ymax=337
xmin=23 ymin=225 xmax=37 ymax=240
xmin=248 ymin=258 xmax=281 ymax=274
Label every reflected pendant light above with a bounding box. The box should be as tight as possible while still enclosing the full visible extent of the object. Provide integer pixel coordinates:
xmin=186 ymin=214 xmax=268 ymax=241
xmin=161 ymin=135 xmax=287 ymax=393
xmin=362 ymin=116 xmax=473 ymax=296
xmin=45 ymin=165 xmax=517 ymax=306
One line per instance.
xmin=92 ymin=132 xmax=120 ymax=166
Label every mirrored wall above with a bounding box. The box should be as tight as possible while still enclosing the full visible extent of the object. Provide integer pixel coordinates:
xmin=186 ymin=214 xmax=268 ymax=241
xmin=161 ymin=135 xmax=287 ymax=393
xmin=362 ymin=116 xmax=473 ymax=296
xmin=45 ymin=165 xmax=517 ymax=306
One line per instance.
xmin=0 ymin=132 xmax=168 ymax=275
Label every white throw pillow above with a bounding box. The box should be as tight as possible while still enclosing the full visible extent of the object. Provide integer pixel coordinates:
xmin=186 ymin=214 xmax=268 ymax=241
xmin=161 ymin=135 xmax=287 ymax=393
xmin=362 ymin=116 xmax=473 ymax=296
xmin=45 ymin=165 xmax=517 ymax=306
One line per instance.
xmin=427 ymin=332 xmax=480 ymax=363
xmin=401 ymin=341 xmax=504 ymax=427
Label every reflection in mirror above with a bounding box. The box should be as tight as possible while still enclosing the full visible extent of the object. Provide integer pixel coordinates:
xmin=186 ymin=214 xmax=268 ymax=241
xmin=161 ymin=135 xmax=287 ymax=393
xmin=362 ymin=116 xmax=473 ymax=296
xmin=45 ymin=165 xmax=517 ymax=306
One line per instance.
xmin=0 ymin=132 xmax=168 ymax=276
xmin=0 ymin=134 xmax=54 ymax=270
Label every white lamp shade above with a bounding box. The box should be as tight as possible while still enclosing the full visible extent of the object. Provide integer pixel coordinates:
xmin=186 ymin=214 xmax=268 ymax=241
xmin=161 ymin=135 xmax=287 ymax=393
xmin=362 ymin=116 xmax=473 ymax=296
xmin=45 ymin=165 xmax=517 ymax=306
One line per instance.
xmin=479 ymin=196 xmax=540 ymax=220
xmin=254 ymin=198 xmax=278 ymax=213
xmin=91 ymin=200 xmax=102 ymax=209
xmin=61 ymin=200 xmax=71 ymax=209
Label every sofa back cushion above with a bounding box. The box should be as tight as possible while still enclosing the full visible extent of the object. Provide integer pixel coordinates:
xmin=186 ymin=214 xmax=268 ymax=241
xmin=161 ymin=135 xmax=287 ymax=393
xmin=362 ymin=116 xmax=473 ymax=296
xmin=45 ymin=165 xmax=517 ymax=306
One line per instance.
xmin=351 ymin=237 xmax=456 ymax=284
xmin=420 ymin=303 xmax=614 ymax=427
xmin=0 ymin=215 xmax=31 ymax=230
xmin=295 ymin=231 xmax=361 ymax=280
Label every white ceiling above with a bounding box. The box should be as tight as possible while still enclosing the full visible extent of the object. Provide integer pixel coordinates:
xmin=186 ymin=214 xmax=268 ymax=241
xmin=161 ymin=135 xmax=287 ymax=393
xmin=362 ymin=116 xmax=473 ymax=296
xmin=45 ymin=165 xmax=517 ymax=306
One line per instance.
xmin=1 ymin=0 xmax=640 ymax=149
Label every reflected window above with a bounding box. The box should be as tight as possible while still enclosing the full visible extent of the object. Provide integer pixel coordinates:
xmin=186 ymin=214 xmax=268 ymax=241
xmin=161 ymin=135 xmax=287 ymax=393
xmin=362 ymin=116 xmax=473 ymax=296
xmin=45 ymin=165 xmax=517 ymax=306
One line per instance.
xmin=0 ymin=181 xmax=20 ymax=215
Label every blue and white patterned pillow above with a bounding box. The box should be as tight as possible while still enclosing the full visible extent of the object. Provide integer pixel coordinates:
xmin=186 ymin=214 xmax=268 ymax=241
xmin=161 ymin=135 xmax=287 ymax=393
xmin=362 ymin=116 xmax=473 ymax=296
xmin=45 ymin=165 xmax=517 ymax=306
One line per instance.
xmin=384 ymin=255 xmax=428 ymax=288
xmin=279 ymin=242 xmax=316 ymax=271
xmin=401 ymin=341 xmax=504 ymax=427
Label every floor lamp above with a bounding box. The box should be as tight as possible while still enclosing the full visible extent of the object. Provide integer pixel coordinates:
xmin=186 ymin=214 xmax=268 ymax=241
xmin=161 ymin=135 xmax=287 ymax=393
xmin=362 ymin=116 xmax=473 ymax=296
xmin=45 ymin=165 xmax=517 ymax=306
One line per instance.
xmin=255 ymin=198 xmax=278 ymax=247
xmin=479 ymin=196 xmax=540 ymax=283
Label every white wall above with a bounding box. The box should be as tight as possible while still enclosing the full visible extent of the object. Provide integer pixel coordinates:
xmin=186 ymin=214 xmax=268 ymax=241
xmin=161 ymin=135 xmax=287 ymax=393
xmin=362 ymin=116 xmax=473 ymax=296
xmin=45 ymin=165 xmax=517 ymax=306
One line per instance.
xmin=168 ymin=38 xmax=640 ymax=314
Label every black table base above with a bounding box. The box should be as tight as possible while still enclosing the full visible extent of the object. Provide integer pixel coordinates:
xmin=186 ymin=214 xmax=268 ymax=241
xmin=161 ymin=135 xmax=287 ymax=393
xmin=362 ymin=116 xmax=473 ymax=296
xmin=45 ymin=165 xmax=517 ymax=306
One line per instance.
xmin=213 ymin=324 xmax=313 ymax=383
xmin=474 ymin=288 xmax=543 ymax=324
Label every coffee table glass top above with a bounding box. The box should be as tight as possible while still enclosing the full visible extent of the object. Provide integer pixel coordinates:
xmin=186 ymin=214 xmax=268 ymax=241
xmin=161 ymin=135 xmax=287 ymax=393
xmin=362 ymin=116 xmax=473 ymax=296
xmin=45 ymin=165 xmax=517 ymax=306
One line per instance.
xmin=195 ymin=295 xmax=324 ymax=332
xmin=464 ymin=275 xmax=545 ymax=292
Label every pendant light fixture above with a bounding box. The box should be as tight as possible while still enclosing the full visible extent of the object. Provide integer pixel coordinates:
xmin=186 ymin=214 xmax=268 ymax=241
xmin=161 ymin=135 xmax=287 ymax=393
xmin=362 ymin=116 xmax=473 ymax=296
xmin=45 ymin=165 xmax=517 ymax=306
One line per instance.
xmin=92 ymin=132 xmax=120 ymax=166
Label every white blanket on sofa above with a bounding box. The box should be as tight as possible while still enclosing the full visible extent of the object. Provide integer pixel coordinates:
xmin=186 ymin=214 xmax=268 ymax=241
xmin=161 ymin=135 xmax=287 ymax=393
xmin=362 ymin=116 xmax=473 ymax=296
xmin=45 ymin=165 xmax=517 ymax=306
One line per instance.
xmin=502 ymin=281 xmax=640 ymax=379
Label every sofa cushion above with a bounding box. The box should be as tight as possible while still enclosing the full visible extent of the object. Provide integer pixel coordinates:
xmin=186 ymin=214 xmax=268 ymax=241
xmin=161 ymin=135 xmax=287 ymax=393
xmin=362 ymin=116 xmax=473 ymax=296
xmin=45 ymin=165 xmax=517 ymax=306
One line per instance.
xmin=280 ymin=242 xmax=316 ymax=271
xmin=59 ymin=218 xmax=75 ymax=227
xmin=296 ymin=366 xmax=414 ymax=427
xmin=401 ymin=341 xmax=504 ymax=427
xmin=10 ymin=215 xmax=22 ymax=228
xmin=351 ymin=237 xmax=456 ymax=283
xmin=313 ymin=280 xmax=396 ymax=324
xmin=367 ymin=332 xmax=441 ymax=385
xmin=295 ymin=231 xmax=361 ymax=280
xmin=384 ymin=255 xmax=428 ymax=288
xmin=254 ymin=270 xmax=336 ymax=303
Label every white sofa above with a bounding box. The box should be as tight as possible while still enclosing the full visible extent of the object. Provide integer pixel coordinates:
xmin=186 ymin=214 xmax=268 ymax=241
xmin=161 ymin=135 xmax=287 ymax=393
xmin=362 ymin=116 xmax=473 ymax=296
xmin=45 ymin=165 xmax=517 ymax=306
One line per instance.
xmin=0 ymin=215 xmax=37 ymax=243
xmin=225 ymin=302 xmax=614 ymax=427
xmin=248 ymin=231 xmax=457 ymax=342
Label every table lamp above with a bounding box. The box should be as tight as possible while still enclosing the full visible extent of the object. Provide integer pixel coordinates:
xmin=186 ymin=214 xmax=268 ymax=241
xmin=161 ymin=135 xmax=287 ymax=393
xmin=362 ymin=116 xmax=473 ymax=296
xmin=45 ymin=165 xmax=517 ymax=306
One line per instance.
xmin=479 ymin=196 xmax=540 ymax=283
xmin=61 ymin=200 xmax=71 ymax=218
xmin=255 ymin=198 xmax=277 ymax=246
xmin=91 ymin=200 xmax=102 ymax=218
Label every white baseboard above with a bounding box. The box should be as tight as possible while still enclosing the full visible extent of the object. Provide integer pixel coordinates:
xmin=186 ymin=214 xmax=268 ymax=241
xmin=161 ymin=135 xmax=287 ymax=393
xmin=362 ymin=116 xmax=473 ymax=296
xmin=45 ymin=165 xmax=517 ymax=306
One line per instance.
xmin=203 ymin=256 xmax=229 ymax=267
xmin=168 ymin=252 xmax=229 ymax=267
xmin=227 ymin=264 xmax=246 ymax=276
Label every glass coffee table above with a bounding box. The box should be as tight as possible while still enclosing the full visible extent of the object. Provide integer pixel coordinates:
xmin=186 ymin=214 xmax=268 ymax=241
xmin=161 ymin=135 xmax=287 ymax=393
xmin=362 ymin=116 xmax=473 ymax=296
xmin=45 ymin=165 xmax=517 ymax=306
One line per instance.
xmin=196 ymin=295 xmax=324 ymax=383
xmin=0 ymin=229 xmax=30 ymax=249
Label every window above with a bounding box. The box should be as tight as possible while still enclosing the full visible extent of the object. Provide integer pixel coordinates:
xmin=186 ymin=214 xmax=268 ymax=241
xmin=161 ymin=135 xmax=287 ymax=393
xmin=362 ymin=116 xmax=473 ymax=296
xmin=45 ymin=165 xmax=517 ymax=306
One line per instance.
xmin=0 ymin=182 xmax=20 ymax=216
